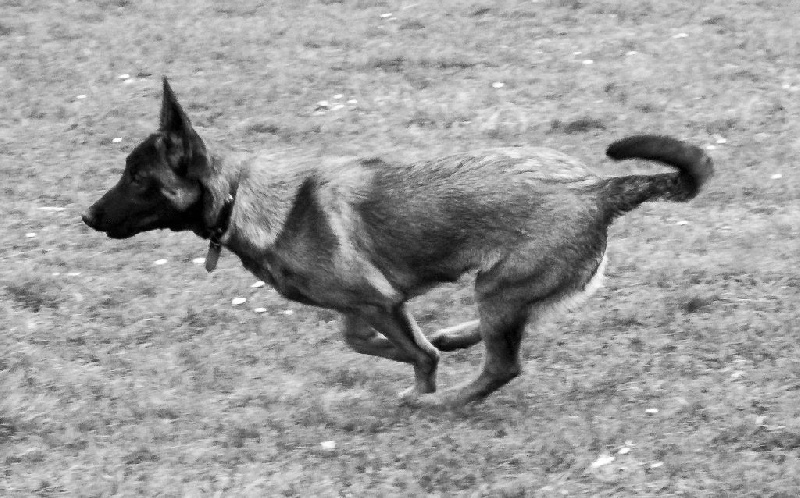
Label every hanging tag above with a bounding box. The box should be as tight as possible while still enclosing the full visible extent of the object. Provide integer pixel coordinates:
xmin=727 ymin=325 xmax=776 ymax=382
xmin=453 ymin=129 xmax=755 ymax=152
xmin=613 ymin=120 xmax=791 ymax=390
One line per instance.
xmin=205 ymin=241 xmax=221 ymax=272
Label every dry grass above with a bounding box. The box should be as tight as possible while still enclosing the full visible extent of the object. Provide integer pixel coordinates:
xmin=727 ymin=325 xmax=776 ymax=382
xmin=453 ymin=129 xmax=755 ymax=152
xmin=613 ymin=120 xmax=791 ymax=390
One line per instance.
xmin=2 ymin=0 xmax=799 ymax=495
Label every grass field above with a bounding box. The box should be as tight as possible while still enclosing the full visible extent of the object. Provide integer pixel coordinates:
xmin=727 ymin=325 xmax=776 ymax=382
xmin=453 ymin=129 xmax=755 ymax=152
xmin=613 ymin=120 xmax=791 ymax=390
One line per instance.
xmin=2 ymin=0 xmax=799 ymax=495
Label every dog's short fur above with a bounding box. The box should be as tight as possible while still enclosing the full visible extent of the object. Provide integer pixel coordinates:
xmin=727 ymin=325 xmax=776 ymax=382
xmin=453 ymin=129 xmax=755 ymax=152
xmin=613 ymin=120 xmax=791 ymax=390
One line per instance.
xmin=83 ymin=80 xmax=713 ymax=407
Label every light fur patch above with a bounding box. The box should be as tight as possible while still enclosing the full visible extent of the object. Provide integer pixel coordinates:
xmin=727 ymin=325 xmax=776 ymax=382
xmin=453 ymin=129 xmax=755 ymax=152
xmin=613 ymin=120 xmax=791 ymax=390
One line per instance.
xmin=316 ymin=166 xmax=401 ymax=302
xmin=463 ymin=147 xmax=599 ymax=184
xmin=434 ymin=319 xmax=481 ymax=336
xmin=583 ymin=251 xmax=607 ymax=298
xmin=404 ymin=309 xmax=439 ymax=357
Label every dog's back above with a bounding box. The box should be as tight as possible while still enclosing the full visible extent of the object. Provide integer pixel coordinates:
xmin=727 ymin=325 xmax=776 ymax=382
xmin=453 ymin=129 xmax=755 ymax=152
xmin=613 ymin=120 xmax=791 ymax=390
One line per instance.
xmin=328 ymin=148 xmax=602 ymax=291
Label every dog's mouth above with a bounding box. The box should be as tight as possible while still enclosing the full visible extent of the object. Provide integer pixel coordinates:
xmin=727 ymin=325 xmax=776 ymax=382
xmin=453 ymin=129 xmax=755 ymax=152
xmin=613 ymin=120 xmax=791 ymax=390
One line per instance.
xmin=83 ymin=216 xmax=147 ymax=239
xmin=105 ymin=228 xmax=137 ymax=239
xmin=102 ymin=212 xmax=187 ymax=239
xmin=104 ymin=218 xmax=160 ymax=239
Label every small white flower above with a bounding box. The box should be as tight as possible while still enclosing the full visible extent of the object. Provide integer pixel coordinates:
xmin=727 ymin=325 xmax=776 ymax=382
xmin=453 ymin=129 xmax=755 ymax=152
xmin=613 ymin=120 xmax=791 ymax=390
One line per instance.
xmin=491 ymin=81 xmax=504 ymax=89
xmin=153 ymin=259 xmax=167 ymax=265
xmin=118 ymin=73 xmax=130 ymax=80
xmin=590 ymin=454 xmax=615 ymax=468
xmin=645 ymin=408 xmax=659 ymax=414
xmin=253 ymin=307 xmax=267 ymax=314
xmin=25 ymin=232 xmax=36 ymax=238
xmin=76 ymin=94 xmax=87 ymax=99
xmin=380 ymin=13 xmax=392 ymax=18
xmin=192 ymin=258 xmax=205 ymax=265
xmin=112 ymin=137 xmax=122 ymax=143
xmin=251 ymin=281 xmax=266 ymax=288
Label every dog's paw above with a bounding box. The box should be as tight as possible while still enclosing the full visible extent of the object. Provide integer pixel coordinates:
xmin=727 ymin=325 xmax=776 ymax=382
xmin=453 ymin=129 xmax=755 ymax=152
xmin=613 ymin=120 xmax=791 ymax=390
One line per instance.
xmin=398 ymin=392 xmax=457 ymax=410
xmin=415 ymin=389 xmax=473 ymax=410
xmin=397 ymin=386 xmax=422 ymax=405
xmin=415 ymin=393 xmax=447 ymax=409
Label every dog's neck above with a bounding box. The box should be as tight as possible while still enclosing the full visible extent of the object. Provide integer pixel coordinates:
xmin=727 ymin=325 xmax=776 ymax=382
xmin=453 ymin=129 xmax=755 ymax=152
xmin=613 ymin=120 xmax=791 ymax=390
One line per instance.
xmin=192 ymin=151 xmax=243 ymax=271
xmin=208 ymin=151 xmax=312 ymax=271
xmin=195 ymin=153 xmax=241 ymax=230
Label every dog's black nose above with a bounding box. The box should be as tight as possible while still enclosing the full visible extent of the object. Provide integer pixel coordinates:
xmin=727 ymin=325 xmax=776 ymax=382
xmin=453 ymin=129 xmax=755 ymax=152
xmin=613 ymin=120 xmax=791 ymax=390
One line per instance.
xmin=81 ymin=211 xmax=97 ymax=229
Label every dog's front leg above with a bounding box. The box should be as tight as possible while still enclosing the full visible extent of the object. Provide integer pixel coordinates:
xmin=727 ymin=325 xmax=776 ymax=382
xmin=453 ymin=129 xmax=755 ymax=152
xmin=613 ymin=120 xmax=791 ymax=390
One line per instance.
xmin=341 ymin=313 xmax=415 ymax=363
xmin=353 ymin=304 xmax=440 ymax=399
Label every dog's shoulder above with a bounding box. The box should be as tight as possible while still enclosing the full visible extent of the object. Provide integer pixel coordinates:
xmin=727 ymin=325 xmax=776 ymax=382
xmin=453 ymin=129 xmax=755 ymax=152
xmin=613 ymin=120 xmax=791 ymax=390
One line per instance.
xmin=311 ymin=156 xmax=381 ymax=201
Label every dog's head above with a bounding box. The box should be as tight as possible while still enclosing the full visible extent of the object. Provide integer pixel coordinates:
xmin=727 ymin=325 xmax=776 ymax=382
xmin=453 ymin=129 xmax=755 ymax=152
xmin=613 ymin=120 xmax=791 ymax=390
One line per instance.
xmin=82 ymin=79 xmax=210 ymax=239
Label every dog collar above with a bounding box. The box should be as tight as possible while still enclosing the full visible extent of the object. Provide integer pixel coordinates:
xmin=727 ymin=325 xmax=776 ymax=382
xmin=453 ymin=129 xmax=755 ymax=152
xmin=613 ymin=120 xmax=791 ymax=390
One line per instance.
xmin=205 ymin=193 xmax=235 ymax=273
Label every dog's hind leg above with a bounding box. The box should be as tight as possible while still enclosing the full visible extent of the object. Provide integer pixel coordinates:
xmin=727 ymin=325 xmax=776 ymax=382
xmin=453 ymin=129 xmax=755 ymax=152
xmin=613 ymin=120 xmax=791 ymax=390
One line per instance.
xmin=423 ymin=296 xmax=529 ymax=407
xmin=418 ymin=251 xmax=606 ymax=408
xmin=346 ymin=313 xmax=482 ymax=354
xmin=429 ymin=320 xmax=482 ymax=351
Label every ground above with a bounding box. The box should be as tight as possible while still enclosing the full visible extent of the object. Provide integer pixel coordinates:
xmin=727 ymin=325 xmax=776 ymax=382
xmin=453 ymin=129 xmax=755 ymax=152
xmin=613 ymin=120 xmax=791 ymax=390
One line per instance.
xmin=1 ymin=0 xmax=799 ymax=495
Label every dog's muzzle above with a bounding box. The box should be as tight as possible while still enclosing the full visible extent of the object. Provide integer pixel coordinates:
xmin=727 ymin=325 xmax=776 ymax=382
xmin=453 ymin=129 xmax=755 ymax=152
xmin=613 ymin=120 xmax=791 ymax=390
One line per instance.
xmin=81 ymin=210 xmax=98 ymax=229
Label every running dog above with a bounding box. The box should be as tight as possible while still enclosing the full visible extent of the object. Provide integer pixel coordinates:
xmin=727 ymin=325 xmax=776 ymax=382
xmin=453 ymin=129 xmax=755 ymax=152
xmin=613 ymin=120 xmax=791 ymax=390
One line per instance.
xmin=82 ymin=79 xmax=713 ymax=407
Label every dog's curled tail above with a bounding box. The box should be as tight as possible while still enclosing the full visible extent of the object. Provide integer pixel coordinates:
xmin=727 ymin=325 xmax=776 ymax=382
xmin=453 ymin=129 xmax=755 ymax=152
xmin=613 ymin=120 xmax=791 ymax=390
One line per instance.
xmin=599 ymin=135 xmax=713 ymax=221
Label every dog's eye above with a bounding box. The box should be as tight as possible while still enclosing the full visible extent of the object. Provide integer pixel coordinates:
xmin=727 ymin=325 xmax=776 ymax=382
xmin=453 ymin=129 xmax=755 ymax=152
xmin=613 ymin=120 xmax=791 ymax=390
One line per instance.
xmin=129 ymin=172 xmax=150 ymax=191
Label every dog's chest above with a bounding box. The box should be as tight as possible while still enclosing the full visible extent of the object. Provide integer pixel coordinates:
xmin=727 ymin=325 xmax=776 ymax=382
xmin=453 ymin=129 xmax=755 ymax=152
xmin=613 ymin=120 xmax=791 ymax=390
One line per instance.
xmin=239 ymin=252 xmax=322 ymax=306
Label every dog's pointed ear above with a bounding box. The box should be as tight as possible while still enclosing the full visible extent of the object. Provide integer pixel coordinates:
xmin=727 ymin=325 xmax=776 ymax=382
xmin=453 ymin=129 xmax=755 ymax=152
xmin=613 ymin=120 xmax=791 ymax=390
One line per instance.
xmin=157 ymin=78 xmax=210 ymax=178
xmin=160 ymin=78 xmax=193 ymax=134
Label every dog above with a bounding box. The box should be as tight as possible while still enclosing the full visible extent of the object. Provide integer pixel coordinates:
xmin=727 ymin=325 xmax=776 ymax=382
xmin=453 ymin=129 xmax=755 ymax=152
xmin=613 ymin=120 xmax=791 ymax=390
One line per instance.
xmin=82 ymin=79 xmax=713 ymax=407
